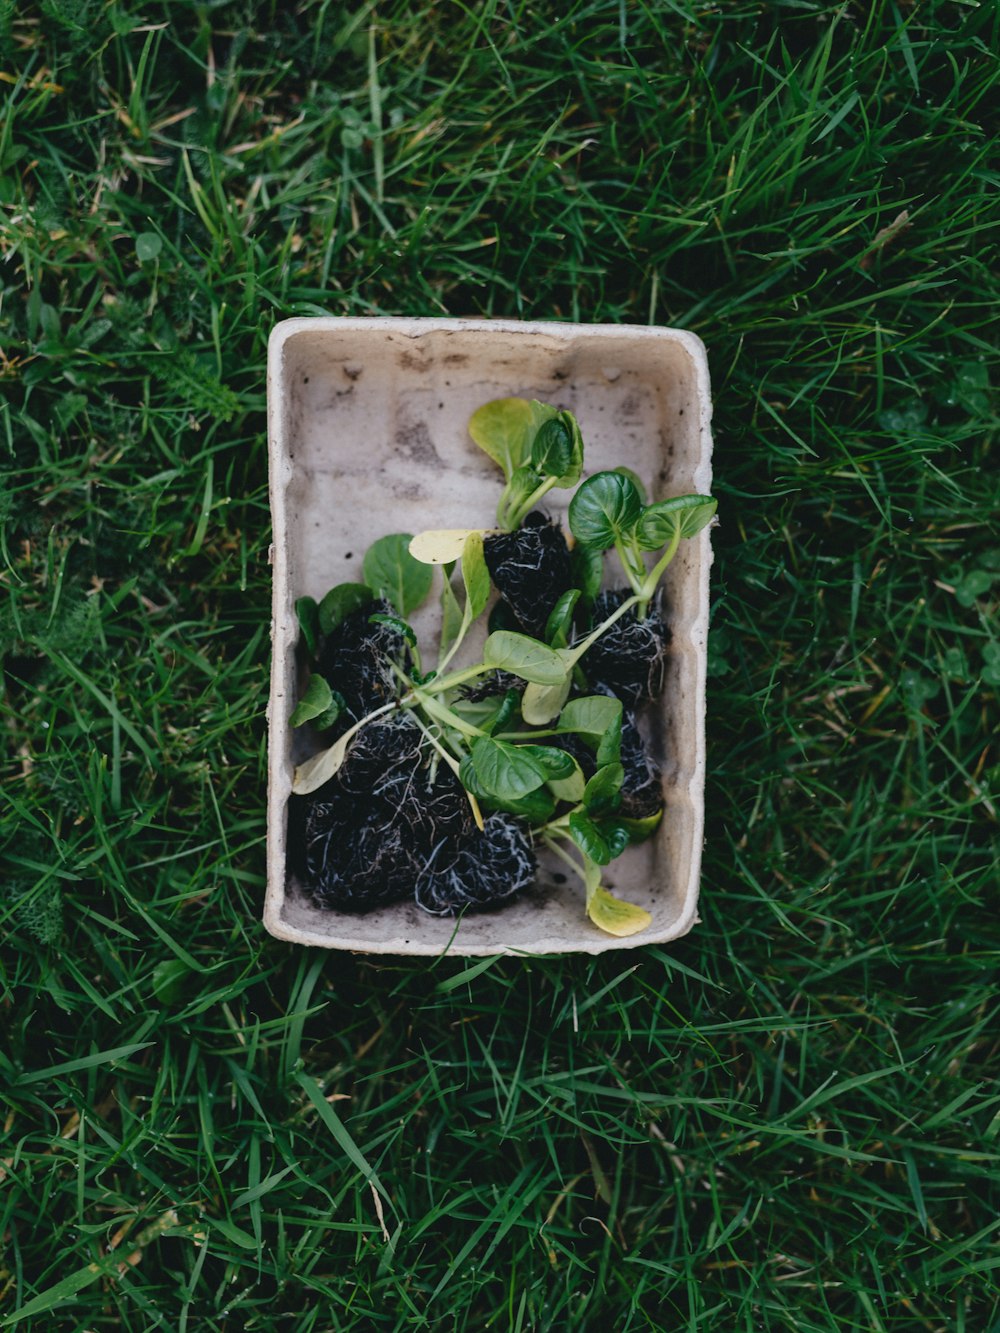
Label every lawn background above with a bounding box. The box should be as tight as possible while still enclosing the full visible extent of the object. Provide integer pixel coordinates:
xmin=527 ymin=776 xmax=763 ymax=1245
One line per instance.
xmin=1 ymin=1 xmax=998 ymax=1329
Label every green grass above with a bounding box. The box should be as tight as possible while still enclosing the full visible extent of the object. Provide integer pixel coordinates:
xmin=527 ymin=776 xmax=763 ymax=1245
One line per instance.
xmin=2 ymin=0 xmax=998 ymax=1328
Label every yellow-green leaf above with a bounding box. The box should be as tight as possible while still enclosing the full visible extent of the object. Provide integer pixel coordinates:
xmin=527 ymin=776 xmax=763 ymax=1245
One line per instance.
xmin=292 ymin=732 xmax=352 ymax=794
xmin=520 ymin=674 xmax=572 ymax=725
xmin=409 ymin=529 xmax=482 ymax=564
xmin=468 ymin=397 xmax=557 ymax=481
xmin=586 ymin=884 xmax=653 ymax=938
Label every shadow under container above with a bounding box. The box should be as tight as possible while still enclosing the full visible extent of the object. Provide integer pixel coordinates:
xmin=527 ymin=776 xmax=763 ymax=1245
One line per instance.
xmin=265 ymin=317 xmax=714 ymax=956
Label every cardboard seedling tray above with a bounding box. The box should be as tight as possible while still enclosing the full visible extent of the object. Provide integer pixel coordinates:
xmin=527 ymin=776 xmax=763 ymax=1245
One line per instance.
xmin=265 ymin=318 xmax=714 ymax=955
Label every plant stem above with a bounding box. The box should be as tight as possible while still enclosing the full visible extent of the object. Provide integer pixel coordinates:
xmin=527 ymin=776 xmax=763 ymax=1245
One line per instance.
xmin=405 ymin=706 xmax=485 ymax=830
xmin=505 ymin=474 xmax=558 ymax=530
xmin=422 ymin=662 xmax=492 ymax=696
xmin=542 ymin=832 xmax=587 ymax=881
xmin=614 ymin=536 xmax=647 ymax=596
xmin=434 ymin=606 xmax=471 ymax=677
xmin=412 ymin=685 xmax=483 ymax=739
xmin=404 ymin=707 xmax=463 ymax=775
xmin=638 ymin=523 xmax=682 ymax=617
xmin=565 ymin=592 xmax=642 ymax=666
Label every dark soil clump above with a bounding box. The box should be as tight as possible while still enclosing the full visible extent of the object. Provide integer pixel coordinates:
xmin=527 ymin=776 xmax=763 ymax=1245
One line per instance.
xmin=293 ymin=715 xmax=523 ymax=915
xmin=460 ymin=670 xmax=523 ymax=702
xmin=581 ymin=589 xmax=669 ymax=704
xmin=293 ymin=793 xmax=421 ymax=912
xmin=618 ymin=708 xmax=663 ymax=819
xmin=483 ymin=510 xmax=574 ymax=638
xmin=317 ymin=597 xmax=407 ymax=722
xmin=336 ymin=713 xmax=423 ymax=795
xmin=414 ymin=814 xmax=536 ymax=916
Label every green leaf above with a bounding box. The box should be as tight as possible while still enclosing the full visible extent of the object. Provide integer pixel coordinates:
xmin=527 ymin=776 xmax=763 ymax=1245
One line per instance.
xmin=517 ymin=744 xmax=577 ymax=779
xmin=289 ymin=674 xmax=335 ymax=727
xmin=635 ymin=495 xmax=717 ymax=550
xmin=558 ymin=695 xmax=623 ymax=750
xmin=363 ymin=533 xmax=433 ymax=615
xmin=596 ymin=712 xmax=623 ymax=767
xmin=547 ymin=757 xmax=586 ymax=804
xmin=313 ymin=693 xmax=346 ymax=731
xmin=583 ymin=762 xmax=624 ymax=814
xmin=468 ymin=397 xmax=557 ymax=481
xmin=482 ymin=688 xmax=521 ymax=736
xmin=520 ymin=674 xmax=572 ymax=725
xmin=469 ymin=736 xmax=550 ymax=800
xmin=613 ymin=465 xmax=648 ymax=504
xmin=296 ymin=595 xmax=320 ymax=655
xmin=877 ymin=398 xmax=928 ymax=434
xmin=545 ymin=588 xmax=581 ymax=648
xmin=586 ymin=883 xmax=652 ymax=938
xmin=292 ymin=731 xmax=354 ymax=794
xmin=439 ymin=564 xmax=464 ymax=659
xmin=318 ymin=582 xmax=374 ymax=634
xmin=483 ymin=631 xmax=571 ymax=686
xmin=151 ymin=958 xmax=190 ymax=1005
xmin=459 ymin=754 xmax=556 ymax=821
xmin=954 ymin=569 xmax=994 ymax=607
xmin=0 ymin=1259 xmax=113 ymax=1325
xmin=530 ymin=410 xmax=583 ymax=486
xmin=368 ymin=612 xmax=417 ymax=647
xmin=462 ymin=530 xmax=490 ymax=620
xmin=135 ymin=231 xmax=162 ymax=262
xmin=619 ymin=809 xmax=663 ymax=843
xmin=501 ymin=463 xmax=543 ymax=528
xmin=572 ymin=543 xmax=605 ymax=604
xmin=603 ymin=820 xmax=631 ymax=858
xmin=569 ymin=810 xmax=612 ymax=865
xmin=568 ymin=471 xmax=643 ymax=549
xmin=530 ymin=415 xmax=573 ymax=476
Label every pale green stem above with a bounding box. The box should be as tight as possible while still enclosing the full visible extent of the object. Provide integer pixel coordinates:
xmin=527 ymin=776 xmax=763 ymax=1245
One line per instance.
xmin=412 ymin=686 xmax=483 ymax=740
xmin=565 ymin=592 xmax=642 ymax=666
xmin=542 ymin=833 xmax=588 ymax=883
xmin=637 ymin=523 xmax=681 ymax=617
xmin=434 ymin=605 xmax=472 ymax=677
xmin=422 ymin=661 xmax=492 ymax=696
xmin=505 ymin=474 xmax=559 ymax=531
xmin=404 ymin=706 xmax=464 ymax=775
xmin=614 ymin=536 xmax=647 ymax=596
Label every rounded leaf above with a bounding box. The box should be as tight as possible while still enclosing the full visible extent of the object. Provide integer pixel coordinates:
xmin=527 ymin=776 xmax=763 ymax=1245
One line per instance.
xmin=409 ymin=529 xmax=482 ymax=564
xmin=636 ymin=495 xmax=717 ymax=550
xmin=289 ymin=673 xmax=335 ymax=728
xmin=459 ymin=753 xmax=556 ymax=821
xmin=568 ymin=471 xmax=642 ymax=550
xmin=363 ymin=533 xmax=434 ymax=615
xmin=517 ymin=744 xmax=577 ymax=780
xmin=469 ymin=736 xmax=549 ymax=801
xmin=586 ymin=884 xmax=652 ymax=937
xmin=318 ymin=582 xmax=374 ymax=634
xmin=520 ymin=674 xmax=572 ymax=726
xmin=583 ymin=762 xmax=624 ymax=815
xmin=136 ymin=232 xmax=163 ymax=263
xmin=483 ymin=631 xmax=571 ymax=686
xmin=569 ymin=810 xmax=612 ymax=866
xmin=619 ymin=809 xmax=663 ymax=843
xmin=469 ymin=397 xmax=556 ymax=481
